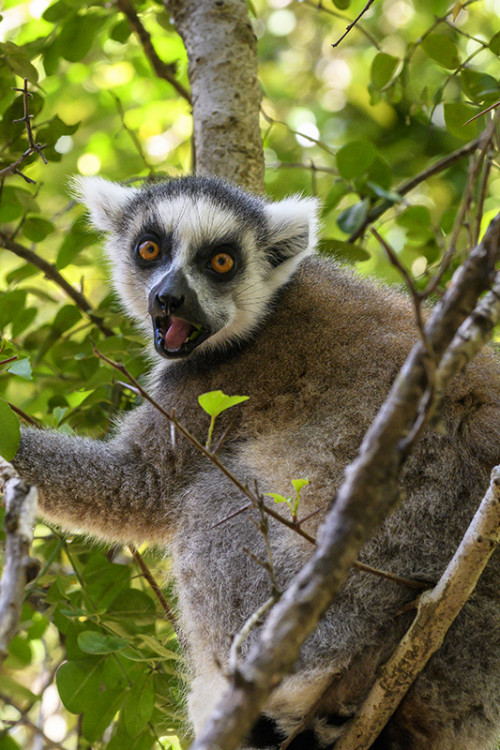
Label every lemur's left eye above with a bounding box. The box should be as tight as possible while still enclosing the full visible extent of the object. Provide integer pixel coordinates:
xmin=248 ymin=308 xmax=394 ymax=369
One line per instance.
xmin=210 ymin=252 xmax=234 ymax=273
xmin=138 ymin=239 xmax=161 ymax=261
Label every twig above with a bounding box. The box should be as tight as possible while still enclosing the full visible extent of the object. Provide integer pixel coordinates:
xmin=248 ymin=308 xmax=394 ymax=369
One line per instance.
xmin=0 ymin=459 xmax=39 ymax=664
xmin=229 ymin=597 xmax=275 ymax=674
xmin=331 ymin=0 xmax=376 ymax=49
xmin=7 ymin=402 xmax=41 ymax=428
xmin=115 ymin=0 xmax=191 ymax=103
xmin=463 ymin=99 xmax=500 ymax=126
xmin=128 ymin=545 xmax=179 ymax=631
xmin=0 ymin=79 xmax=47 ymax=184
xmin=348 ymin=137 xmax=483 ymax=243
xmin=0 ymin=692 xmax=66 ymax=750
xmin=112 ymin=94 xmax=154 ymax=174
xmin=0 ymin=232 xmax=114 ymax=338
xmin=302 ymin=0 xmax=380 ymax=49
xmin=422 ymin=118 xmax=496 ymax=298
xmin=335 ymin=465 xmax=500 ymax=750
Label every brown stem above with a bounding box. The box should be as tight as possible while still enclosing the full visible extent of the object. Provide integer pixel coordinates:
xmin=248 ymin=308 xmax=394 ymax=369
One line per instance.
xmin=348 ymin=137 xmax=483 ymax=243
xmin=115 ymin=0 xmax=191 ymax=103
xmin=0 ymin=232 xmax=114 ymax=338
xmin=128 ymin=545 xmax=179 ymax=631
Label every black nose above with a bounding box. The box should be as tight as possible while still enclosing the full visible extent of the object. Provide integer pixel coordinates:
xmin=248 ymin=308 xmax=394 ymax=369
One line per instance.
xmin=155 ymin=291 xmax=185 ymax=314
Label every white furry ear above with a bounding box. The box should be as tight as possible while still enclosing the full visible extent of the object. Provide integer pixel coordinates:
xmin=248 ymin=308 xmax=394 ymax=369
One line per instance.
xmin=70 ymin=176 xmax=137 ymax=232
xmin=263 ymin=196 xmax=319 ymax=267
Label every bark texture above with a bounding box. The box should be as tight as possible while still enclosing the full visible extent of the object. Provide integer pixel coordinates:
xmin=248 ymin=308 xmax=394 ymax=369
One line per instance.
xmin=164 ymin=0 xmax=265 ymax=194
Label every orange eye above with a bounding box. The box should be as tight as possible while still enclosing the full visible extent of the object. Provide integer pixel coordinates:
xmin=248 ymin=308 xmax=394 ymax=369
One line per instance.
xmin=138 ymin=239 xmax=160 ymax=261
xmin=210 ymin=253 xmax=234 ymax=274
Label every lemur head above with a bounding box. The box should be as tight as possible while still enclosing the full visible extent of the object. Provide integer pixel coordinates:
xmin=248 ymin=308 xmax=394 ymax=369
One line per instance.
xmin=75 ymin=176 xmax=318 ymax=359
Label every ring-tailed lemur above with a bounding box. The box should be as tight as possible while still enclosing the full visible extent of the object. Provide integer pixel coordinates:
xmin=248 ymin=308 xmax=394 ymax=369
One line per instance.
xmin=12 ymin=176 xmax=500 ymax=749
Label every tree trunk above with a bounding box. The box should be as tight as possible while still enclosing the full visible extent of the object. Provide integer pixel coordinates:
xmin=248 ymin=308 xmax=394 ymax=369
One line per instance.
xmin=164 ymin=0 xmax=265 ymax=194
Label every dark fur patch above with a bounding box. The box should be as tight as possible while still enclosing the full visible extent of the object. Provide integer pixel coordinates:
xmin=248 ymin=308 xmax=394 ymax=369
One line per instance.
xmin=247 ymin=715 xmax=287 ymax=747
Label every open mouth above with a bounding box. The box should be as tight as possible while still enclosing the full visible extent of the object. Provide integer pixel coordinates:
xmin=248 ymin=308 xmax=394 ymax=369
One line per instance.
xmin=153 ymin=315 xmax=211 ymax=359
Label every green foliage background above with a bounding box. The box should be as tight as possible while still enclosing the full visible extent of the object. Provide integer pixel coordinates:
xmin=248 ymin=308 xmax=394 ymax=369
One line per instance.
xmin=1 ymin=0 xmax=500 ymax=748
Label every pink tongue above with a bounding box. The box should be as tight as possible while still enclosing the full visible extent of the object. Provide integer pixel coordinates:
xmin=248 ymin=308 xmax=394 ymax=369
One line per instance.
xmin=164 ymin=318 xmax=192 ymax=351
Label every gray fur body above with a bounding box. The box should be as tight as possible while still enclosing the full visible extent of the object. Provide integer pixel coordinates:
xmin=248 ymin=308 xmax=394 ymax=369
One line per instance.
xmin=13 ymin=177 xmax=500 ymax=749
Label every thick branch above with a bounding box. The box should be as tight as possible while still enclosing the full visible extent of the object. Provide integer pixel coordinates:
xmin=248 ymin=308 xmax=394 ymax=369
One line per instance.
xmin=116 ymin=0 xmax=191 ymax=103
xmin=190 ymin=215 xmax=500 ymax=750
xmin=0 ymin=459 xmax=38 ymax=663
xmin=335 ymin=465 xmax=500 ymax=750
xmin=0 ymin=232 xmax=114 ymax=338
xmin=164 ymin=0 xmax=265 ymax=193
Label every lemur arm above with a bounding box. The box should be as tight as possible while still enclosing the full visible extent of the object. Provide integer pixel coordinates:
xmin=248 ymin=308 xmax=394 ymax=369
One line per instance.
xmin=12 ymin=427 xmax=171 ymax=544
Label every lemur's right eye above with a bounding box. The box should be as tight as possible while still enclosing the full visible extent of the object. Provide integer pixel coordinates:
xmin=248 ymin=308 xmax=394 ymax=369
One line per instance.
xmin=138 ymin=239 xmax=160 ymax=261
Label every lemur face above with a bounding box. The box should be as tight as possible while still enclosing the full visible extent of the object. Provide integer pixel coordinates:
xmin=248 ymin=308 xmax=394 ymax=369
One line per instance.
xmin=74 ymin=176 xmax=318 ymax=358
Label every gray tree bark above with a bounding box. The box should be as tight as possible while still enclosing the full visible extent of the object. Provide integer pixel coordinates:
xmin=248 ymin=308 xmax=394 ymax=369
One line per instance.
xmin=164 ymin=0 xmax=265 ymax=194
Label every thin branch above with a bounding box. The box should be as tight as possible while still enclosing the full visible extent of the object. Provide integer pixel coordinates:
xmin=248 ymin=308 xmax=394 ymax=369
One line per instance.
xmin=115 ymin=0 xmax=191 ymax=104
xmin=229 ymin=597 xmax=275 ymax=674
xmin=0 ymin=459 xmax=38 ymax=664
xmin=302 ymin=0 xmax=380 ymax=49
xmin=335 ymin=465 xmax=500 ymax=750
xmin=0 ymin=232 xmax=114 ymax=338
xmin=128 ymin=545 xmax=179 ymax=631
xmin=112 ymin=94 xmax=154 ymax=174
xmin=331 ymin=0 xmax=376 ymax=49
xmin=0 ymin=692 xmax=67 ymax=750
xmin=422 ymin=118 xmax=496 ymax=298
xmin=0 ymin=79 xmax=47 ymax=184
xmin=348 ymin=137 xmax=483 ymax=243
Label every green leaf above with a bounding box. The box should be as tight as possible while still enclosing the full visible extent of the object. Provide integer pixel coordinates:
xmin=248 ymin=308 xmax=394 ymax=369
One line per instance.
xmin=0 ymin=187 xmax=38 ymax=223
xmin=337 ymin=200 xmax=369 ymax=235
xmin=123 ymin=671 xmax=155 ymax=736
xmin=22 ymin=217 xmax=55 ymax=242
xmin=291 ymin=478 xmax=309 ymax=494
xmin=78 ymin=631 xmax=128 ymax=655
xmin=6 ymin=358 xmax=32 ymax=380
xmin=0 ymin=735 xmax=21 ymax=750
xmin=460 ymin=70 xmax=499 ymax=104
xmin=5 ymin=264 xmax=40 ymax=284
xmin=444 ymin=102 xmax=478 ymax=140
xmin=110 ymin=19 xmax=132 ymax=43
xmin=0 ymin=42 xmax=39 ymax=84
xmin=42 ymin=0 xmax=75 ymax=22
xmin=265 ymin=492 xmax=290 ymax=505
xmin=318 ymin=239 xmax=370 ymax=263
xmin=370 ymin=53 xmax=399 ymax=90
xmin=332 ymin=0 xmax=350 ymax=7
xmin=320 ymin=182 xmax=348 ymax=218
xmin=396 ymin=205 xmax=431 ymax=230
xmin=56 ymin=658 xmax=105 ymax=713
xmin=489 ymin=31 xmax=500 ymax=56
xmin=198 ymin=390 xmax=249 ymax=418
xmin=56 ymin=218 xmax=99 ymax=269
xmin=336 ymin=140 xmax=375 ymax=179
xmin=422 ymin=34 xmax=460 ymax=69
xmin=52 ymin=305 xmax=82 ymax=333
xmin=0 ymin=398 xmax=20 ymax=461
xmin=58 ymin=12 xmax=104 ymax=62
